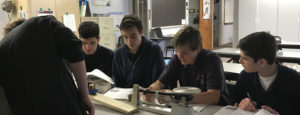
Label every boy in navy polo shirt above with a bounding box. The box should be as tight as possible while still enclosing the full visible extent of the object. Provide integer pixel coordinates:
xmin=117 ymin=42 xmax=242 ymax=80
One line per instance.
xmin=234 ymin=32 xmax=300 ymax=115
xmin=148 ymin=26 xmax=232 ymax=105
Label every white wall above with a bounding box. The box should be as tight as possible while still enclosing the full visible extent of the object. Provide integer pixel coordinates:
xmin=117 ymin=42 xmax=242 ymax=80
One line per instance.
xmin=238 ymin=0 xmax=257 ymax=40
xmin=232 ymin=0 xmax=239 ymax=48
xmin=238 ymin=0 xmax=300 ymax=42
xmin=239 ymin=0 xmax=278 ymax=39
xmin=87 ymin=0 xmax=133 ymax=49
xmin=277 ymin=0 xmax=300 ymax=42
xmin=87 ymin=0 xmax=132 ymax=15
xmin=218 ymin=0 xmax=234 ymax=46
xmin=0 ymin=0 xmax=10 ymax=40
xmin=255 ymin=0 xmax=278 ymax=34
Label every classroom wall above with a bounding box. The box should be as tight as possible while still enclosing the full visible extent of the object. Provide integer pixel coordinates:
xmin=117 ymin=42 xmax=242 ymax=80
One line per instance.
xmin=87 ymin=0 xmax=133 ymax=49
xmin=219 ymin=0 xmax=300 ymax=47
xmin=87 ymin=0 xmax=132 ymax=15
xmin=0 ymin=0 xmax=10 ymax=40
xmin=217 ymin=0 xmax=234 ymax=46
xmin=238 ymin=0 xmax=300 ymax=42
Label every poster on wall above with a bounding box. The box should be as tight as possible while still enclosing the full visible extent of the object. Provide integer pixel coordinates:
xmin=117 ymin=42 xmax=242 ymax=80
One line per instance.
xmin=92 ymin=0 xmax=111 ymax=6
xmin=203 ymin=0 xmax=210 ymax=19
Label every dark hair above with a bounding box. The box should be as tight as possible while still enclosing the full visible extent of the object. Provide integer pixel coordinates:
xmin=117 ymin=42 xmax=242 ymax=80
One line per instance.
xmin=3 ymin=18 xmax=26 ymax=35
xmin=238 ymin=32 xmax=277 ymax=64
xmin=173 ymin=25 xmax=202 ymax=51
xmin=78 ymin=21 xmax=99 ymax=39
xmin=120 ymin=14 xmax=143 ymax=32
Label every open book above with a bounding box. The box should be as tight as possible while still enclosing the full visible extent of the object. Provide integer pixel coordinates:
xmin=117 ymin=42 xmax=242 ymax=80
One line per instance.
xmin=87 ymin=69 xmax=114 ymax=93
xmin=214 ymin=106 xmax=275 ymax=115
xmin=87 ymin=69 xmax=114 ymax=84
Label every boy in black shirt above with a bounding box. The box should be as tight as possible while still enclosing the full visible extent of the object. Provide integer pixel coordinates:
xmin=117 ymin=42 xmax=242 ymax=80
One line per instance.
xmin=78 ymin=21 xmax=114 ymax=77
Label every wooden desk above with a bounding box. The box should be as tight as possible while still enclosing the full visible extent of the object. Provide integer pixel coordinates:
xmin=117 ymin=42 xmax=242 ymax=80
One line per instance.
xmin=212 ymin=48 xmax=300 ymax=64
xmin=94 ymin=102 xmax=222 ymax=115
xmin=223 ymin=63 xmax=243 ymax=74
xmin=222 ymin=62 xmax=243 ymax=81
xmin=277 ymin=41 xmax=300 ymax=49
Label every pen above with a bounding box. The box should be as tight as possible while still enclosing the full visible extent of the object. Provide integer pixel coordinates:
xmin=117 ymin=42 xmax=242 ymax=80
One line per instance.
xmin=247 ymin=92 xmax=258 ymax=110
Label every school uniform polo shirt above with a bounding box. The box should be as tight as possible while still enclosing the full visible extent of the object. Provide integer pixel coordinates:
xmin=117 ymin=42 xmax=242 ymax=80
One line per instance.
xmin=112 ymin=37 xmax=165 ymax=88
xmin=234 ymin=65 xmax=300 ymax=115
xmin=159 ymin=49 xmax=232 ymax=105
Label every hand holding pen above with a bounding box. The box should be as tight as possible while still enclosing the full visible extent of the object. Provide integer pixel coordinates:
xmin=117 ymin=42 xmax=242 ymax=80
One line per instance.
xmin=238 ymin=92 xmax=258 ymax=112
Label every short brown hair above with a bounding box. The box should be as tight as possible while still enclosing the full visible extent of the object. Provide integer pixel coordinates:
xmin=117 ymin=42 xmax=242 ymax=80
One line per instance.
xmin=78 ymin=21 xmax=99 ymax=39
xmin=238 ymin=32 xmax=277 ymax=64
xmin=3 ymin=18 xmax=26 ymax=35
xmin=173 ymin=25 xmax=202 ymax=51
xmin=120 ymin=14 xmax=143 ymax=32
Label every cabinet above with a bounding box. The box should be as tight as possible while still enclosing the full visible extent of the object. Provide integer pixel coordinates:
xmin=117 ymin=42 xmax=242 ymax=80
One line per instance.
xmin=12 ymin=0 xmax=80 ymax=35
xmin=81 ymin=17 xmax=115 ymax=50
xmin=238 ymin=0 xmax=300 ymax=42
xmin=238 ymin=0 xmax=277 ymax=39
xmin=277 ymin=0 xmax=300 ymax=42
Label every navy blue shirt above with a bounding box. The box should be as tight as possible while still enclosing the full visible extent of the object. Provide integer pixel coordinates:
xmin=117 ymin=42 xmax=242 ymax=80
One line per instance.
xmin=159 ymin=49 xmax=232 ymax=105
xmin=233 ymin=65 xmax=300 ymax=115
xmin=112 ymin=37 xmax=165 ymax=88
xmin=85 ymin=45 xmax=114 ymax=77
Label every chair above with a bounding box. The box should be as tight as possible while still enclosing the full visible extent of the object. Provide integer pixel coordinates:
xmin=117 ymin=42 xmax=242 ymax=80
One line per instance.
xmin=165 ymin=45 xmax=175 ymax=57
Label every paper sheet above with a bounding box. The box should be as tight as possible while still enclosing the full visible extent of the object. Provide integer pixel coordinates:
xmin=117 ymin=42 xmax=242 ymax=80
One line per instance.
xmin=87 ymin=69 xmax=114 ymax=84
xmin=192 ymin=104 xmax=208 ymax=112
xmin=214 ymin=106 xmax=238 ymax=115
xmin=255 ymin=109 xmax=275 ymax=115
xmin=104 ymin=87 xmax=132 ymax=100
xmin=63 ymin=14 xmax=76 ymax=32
xmin=214 ymin=106 xmax=275 ymax=115
xmin=231 ymin=108 xmax=255 ymax=115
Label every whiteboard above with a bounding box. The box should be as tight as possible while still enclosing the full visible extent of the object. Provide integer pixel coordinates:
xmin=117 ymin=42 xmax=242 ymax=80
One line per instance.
xmin=224 ymin=0 xmax=233 ymax=24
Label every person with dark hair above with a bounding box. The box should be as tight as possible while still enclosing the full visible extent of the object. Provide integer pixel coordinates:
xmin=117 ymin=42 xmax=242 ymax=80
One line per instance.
xmin=112 ymin=14 xmax=165 ymax=88
xmin=0 ymin=16 xmax=94 ymax=115
xmin=148 ymin=25 xmax=232 ymax=105
xmin=78 ymin=21 xmax=114 ymax=76
xmin=233 ymin=32 xmax=300 ymax=115
xmin=2 ymin=18 xmax=26 ymax=36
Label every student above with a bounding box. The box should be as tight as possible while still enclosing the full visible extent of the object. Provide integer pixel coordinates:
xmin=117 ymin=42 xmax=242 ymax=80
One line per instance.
xmin=234 ymin=32 xmax=300 ymax=115
xmin=0 ymin=16 xmax=94 ymax=115
xmin=148 ymin=25 xmax=232 ymax=105
xmin=78 ymin=21 xmax=114 ymax=76
xmin=112 ymin=15 xmax=165 ymax=88
xmin=2 ymin=18 xmax=26 ymax=36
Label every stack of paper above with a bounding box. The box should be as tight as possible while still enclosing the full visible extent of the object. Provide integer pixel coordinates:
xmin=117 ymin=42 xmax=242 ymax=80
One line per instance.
xmin=214 ymin=106 xmax=275 ymax=115
xmin=104 ymin=87 xmax=132 ymax=100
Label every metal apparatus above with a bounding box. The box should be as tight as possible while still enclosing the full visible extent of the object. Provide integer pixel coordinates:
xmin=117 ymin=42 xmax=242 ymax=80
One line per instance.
xmin=132 ymin=84 xmax=201 ymax=115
